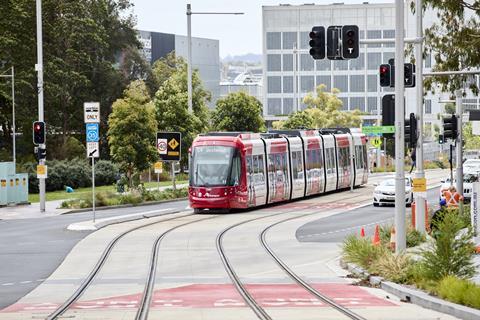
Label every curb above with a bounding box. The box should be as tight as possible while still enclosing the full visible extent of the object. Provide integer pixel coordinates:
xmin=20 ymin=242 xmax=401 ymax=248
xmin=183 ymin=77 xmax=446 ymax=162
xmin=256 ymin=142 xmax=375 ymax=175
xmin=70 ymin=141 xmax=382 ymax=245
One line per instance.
xmin=67 ymin=208 xmax=189 ymax=231
xmin=340 ymin=260 xmax=480 ymax=320
xmin=60 ymin=197 xmax=188 ymax=214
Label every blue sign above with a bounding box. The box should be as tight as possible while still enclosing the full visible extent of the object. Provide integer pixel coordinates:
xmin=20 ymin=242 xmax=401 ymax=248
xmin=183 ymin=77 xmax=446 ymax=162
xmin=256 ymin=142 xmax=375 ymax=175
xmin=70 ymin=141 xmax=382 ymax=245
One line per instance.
xmin=86 ymin=123 xmax=99 ymax=142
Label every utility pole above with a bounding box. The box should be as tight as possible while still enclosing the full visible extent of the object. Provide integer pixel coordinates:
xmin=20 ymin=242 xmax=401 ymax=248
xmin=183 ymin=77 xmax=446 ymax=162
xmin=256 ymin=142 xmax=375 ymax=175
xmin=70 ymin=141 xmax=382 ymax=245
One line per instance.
xmin=414 ymin=0 xmax=426 ymax=233
xmin=456 ymin=89 xmax=464 ymax=214
xmin=186 ymin=4 xmax=193 ymax=113
xmin=36 ymin=0 xmax=46 ymax=212
xmin=394 ymin=0 xmax=406 ymax=252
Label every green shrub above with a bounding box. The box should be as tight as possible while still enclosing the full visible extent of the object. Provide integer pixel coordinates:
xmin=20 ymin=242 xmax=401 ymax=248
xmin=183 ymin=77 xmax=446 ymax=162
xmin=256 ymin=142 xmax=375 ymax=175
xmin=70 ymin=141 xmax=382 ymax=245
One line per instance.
xmin=437 ymin=276 xmax=480 ymax=309
xmin=406 ymin=226 xmax=426 ymax=247
xmin=95 ymin=160 xmax=119 ymax=186
xmin=418 ymin=211 xmax=476 ymax=281
xmin=370 ymin=251 xmax=414 ymax=283
xmin=341 ymin=234 xmax=386 ymax=270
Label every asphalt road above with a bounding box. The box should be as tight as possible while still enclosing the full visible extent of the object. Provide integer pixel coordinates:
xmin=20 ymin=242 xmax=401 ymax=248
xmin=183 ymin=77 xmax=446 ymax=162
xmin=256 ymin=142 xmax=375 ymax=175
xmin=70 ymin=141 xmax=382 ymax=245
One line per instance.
xmin=296 ymin=186 xmax=440 ymax=243
xmin=0 ymin=200 xmax=188 ymax=309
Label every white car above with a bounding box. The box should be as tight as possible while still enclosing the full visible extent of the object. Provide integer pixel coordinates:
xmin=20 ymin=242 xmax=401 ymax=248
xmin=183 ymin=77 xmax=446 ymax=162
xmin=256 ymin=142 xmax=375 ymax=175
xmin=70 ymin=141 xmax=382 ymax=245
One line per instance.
xmin=463 ymin=159 xmax=480 ymax=175
xmin=373 ymin=177 xmax=413 ymax=207
xmin=440 ymin=175 xmax=476 ymax=202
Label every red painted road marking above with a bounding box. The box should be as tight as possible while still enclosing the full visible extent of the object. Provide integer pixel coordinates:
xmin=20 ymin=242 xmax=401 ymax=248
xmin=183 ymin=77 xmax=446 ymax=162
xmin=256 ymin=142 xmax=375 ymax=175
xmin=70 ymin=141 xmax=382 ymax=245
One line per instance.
xmin=2 ymin=283 xmax=395 ymax=312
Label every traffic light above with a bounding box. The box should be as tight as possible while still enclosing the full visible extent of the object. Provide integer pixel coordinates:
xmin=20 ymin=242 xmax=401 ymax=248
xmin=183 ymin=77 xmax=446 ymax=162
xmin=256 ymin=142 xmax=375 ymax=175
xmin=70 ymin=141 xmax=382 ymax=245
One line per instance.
xmin=379 ymin=64 xmax=391 ymax=87
xmin=405 ymin=113 xmax=418 ymax=148
xmin=33 ymin=121 xmax=45 ymax=145
xmin=341 ymin=25 xmax=359 ymax=59
xmin=438 ymin=134 xmax=444 ymax=144
xmin=382 ymin=94 xmax=395 ymax=127
xmin=309 ymin=26 xmax=325 ymax=60
xmin=404 ymin=63 xmax=416 ymax=88
xmin=34 ymin=146 xmax=46 ymax=160
xmin=442 ymin=114 xmax=458 ymax=140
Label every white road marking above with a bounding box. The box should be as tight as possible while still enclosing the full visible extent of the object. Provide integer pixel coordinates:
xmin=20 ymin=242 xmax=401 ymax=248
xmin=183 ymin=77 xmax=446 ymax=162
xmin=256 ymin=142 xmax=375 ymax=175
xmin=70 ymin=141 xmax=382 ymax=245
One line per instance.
xmin=298 ymin=218 xmax=393 ymax=239
xmin=20 ymin=280 xmax=32 ymax=284
xmin=1 ymin=283 xmax=14 ymax=286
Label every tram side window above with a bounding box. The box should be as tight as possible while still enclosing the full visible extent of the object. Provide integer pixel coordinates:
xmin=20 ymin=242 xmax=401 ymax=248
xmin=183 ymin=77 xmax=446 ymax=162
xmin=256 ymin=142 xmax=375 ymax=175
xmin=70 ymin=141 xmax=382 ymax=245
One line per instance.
xmin=363 ymin=145 xmax=368 ymax=169
xmin=355 ymin=146 xmax=364 ymax=169
xmin=339 ymin=147 xmax=349 ymax=171
xmin=257 ymin=155 xmax=265 ymax=181
xmin=325 ymin=148 xmax=335 ymax=174
xmin=230 ymin=150 xmax=241 ymax=186
xmin=292 ymin=151 xmax=303 ymax=180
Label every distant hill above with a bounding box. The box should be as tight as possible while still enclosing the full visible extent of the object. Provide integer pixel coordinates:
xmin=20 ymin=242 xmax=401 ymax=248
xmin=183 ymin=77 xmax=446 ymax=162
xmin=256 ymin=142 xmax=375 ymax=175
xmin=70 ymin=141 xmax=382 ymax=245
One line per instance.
xmin=222 ymin=53 xmax=262 ymax=64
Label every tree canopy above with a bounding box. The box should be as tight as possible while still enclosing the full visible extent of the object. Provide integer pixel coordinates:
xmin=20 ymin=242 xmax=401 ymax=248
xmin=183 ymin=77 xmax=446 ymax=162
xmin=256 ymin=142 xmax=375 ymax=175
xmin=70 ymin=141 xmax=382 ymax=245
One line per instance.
xmin=420 ymin=1 xmax=480 ymax=94
xmin=0 ymin=0 xmax=140 ymax=161
xmin=108 ymin=80 xmax=158 ymax=186
xmin=273 ymin=85 xmax=362 ymax=129
xmin=211 ymin=92 xmax=265 ymax=132
xmin=154 ymin=59 xmax=210 ymax=168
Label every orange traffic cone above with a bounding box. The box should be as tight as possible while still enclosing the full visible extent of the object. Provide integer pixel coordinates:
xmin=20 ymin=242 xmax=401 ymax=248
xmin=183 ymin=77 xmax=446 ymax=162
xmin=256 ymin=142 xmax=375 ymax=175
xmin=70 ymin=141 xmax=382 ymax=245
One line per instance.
xmin=372 ymin=225 xmax=380 ymax=246
xmin=390 ymin=227 xmax=396 ymax=251
xmin=360 ymin=227 xmax=366 ymax=238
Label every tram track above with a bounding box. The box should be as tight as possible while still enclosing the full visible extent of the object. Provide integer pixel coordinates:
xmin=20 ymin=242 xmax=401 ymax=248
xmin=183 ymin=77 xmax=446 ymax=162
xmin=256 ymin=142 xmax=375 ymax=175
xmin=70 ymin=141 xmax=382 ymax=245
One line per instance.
xmin=45 ymin=211 xmax=200 ymax=320
xmin=260 ymin=215 xmax=367 ymax=320
xmin=216 ymin=192 xmax=370 ymax=320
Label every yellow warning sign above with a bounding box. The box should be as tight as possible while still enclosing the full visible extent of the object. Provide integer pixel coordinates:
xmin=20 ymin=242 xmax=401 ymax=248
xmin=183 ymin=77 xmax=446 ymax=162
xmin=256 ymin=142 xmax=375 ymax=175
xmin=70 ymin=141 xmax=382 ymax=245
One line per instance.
xmin=370 ymin=137 xmax=382 ymax=148
xmin=37 ymin=165 xmax=48 ymax=179
xmin=154 ymin=162 xmax=163 ymax=174
xmin=168 ymin=138 xmax=179 ymax=150
xmin=1 ymin=180 xmax=6 ymax=187
xmin=412 ymin=178 xmax=427 ymax=193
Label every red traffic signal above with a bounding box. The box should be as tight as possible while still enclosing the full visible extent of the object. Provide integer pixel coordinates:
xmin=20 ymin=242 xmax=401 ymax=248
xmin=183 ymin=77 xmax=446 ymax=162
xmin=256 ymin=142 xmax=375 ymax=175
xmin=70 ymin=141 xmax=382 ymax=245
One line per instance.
xmin=33 ymin=121 xmax=46 ymax=145
xmin=379 ymin=64 xmax=391 ymax=87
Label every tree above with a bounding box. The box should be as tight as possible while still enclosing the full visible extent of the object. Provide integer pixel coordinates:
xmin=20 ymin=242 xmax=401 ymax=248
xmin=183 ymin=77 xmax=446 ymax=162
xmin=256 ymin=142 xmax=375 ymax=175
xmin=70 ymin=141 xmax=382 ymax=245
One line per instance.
xmin=154 ymin=60 xmax=210 ymax=169
xmin=274 ymin=85 xmax=362 ymax=129
xmin=272 ymin=110 xmax=314 ymax=129
xmin=0 ymin=0 xmax=140 ymax=161
xmin=418 ymin=1 xmax=480 ymax=94
xmin=108 ymin=80 xmax=157 ymax=187
xmin=463 ymin=122 xmax=480 ymax=150
xmin=211 ymin=92 xmax=265 ymax=132
xmin=444 ymin=103 xmax=456 ymax=114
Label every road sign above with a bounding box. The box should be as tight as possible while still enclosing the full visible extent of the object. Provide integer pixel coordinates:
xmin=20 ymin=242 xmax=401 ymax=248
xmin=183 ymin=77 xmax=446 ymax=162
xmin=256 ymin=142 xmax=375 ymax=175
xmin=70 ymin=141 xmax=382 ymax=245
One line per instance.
xmin=370 ymin=137 xmax=382 ymax=148
xmin=84 ymin=102 xmax=100 ymax=123
xmin=86 ymin=123 xmax=99 ymax=142
xmin=157 ymin=132 xmax=181 ymax=161
xmin=87 ymin=141 xmax=99 ymax=158
xmin=362 ymin=126 xmax=395 ymax=134
xmin=37 ymin=165 xmax=47 ymax=179
xmin=154 ymin=162 xmax=163 ymax=174
xmin=412 ymin=178 xmax=427 ymax=193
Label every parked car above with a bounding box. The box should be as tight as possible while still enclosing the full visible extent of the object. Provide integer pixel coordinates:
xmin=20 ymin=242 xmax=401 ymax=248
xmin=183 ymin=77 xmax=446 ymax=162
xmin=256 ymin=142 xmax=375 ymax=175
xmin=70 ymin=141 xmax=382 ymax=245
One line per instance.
xmin=373 ymin=177 xmax=413 ymax=207
xmin=463 ymin=159 xmax=480 ymax=174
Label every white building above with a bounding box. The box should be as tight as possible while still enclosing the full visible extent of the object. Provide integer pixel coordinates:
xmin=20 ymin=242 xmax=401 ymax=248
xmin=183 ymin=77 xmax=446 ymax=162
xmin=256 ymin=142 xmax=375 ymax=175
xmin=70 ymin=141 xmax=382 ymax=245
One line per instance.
xmin=137 ymin=30 xmax=220 ymax=107
xmin=262 ymin=2 xmax=479 ymax=137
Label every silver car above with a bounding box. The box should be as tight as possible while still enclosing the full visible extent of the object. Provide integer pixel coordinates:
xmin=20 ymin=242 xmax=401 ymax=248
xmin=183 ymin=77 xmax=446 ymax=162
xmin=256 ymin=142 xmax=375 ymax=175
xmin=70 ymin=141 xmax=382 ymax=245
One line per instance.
xmin=373 ymin=177 xmax=413 ymax=207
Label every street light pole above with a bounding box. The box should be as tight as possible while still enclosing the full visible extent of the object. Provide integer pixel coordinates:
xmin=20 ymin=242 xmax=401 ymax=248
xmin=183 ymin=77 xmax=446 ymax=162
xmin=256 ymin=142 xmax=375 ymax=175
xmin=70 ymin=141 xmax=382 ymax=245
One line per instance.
xmin=186 ymin=4 xmax=244 ymax=113
xmin=394 ymin=0 xmax=406 ymax=252
xmin=187 ymin=4 xmax=193 ymax=113
xmin=414 ymin=0 xmax=426 ymax=233
xmin=36 ymin=0 xmax=46 ymax=212
xmin=456 ymin=89 xmax=464 ymax=214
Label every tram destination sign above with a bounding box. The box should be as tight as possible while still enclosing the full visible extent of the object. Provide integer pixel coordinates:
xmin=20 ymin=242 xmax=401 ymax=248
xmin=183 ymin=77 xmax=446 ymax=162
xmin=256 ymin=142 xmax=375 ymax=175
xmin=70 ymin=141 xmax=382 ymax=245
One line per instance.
xmin=362 ymin=126 xmax=395 ymax=134
xmin=157 ymin=132 xmax=181 ymax=161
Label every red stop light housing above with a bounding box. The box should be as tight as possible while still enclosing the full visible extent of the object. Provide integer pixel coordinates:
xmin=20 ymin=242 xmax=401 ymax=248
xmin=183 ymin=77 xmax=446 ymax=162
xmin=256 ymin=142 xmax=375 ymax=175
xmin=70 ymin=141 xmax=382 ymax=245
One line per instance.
xmin=379 ymin=64 xmax=391 ymax=87
xmin=33 ymin=121 xmax=46 ymax=145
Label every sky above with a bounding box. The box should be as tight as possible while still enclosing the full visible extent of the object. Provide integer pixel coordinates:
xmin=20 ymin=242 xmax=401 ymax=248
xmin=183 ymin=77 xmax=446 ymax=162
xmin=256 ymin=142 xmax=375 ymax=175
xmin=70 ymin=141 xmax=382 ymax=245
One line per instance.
xmin=131 ymin=0 xmax=390 ymax=58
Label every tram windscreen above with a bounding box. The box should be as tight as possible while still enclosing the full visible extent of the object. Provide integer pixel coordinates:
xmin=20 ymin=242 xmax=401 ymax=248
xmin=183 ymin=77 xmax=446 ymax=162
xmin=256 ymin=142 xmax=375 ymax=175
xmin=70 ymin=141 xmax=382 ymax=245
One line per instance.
xmin=190 ymin=145 xmax=236 ymax=186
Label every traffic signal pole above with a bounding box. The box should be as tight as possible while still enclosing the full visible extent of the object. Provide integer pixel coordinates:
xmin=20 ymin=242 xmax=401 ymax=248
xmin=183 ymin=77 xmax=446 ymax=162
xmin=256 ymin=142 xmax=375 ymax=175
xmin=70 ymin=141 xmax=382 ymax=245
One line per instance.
xmin=414 ymin=0 xmax=426 ymax=233
xmin=394 ymin=0 xmax=406 ymax=252
xmin=36 ymin=0 xmax=46 ymax=212
xmin=456 ymin=89 xmax=464 ymax=214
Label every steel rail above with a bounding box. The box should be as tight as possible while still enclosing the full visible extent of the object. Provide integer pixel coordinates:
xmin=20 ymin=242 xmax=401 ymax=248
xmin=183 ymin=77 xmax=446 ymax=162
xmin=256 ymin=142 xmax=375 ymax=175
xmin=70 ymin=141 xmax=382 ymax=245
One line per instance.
xmin=260 ymin=217 xmax=367 ymax=320
xmin=46 ymin=211 xmax=192 ymax=320
xmin=135 ymin=215 xmax=217 ymax=320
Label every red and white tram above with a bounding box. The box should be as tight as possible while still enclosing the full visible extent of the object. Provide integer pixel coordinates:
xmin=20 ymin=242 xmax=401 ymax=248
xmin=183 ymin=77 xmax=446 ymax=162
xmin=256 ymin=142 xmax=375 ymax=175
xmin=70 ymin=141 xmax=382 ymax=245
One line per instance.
xmin=188 ymin=129 xmax=368 ymax=213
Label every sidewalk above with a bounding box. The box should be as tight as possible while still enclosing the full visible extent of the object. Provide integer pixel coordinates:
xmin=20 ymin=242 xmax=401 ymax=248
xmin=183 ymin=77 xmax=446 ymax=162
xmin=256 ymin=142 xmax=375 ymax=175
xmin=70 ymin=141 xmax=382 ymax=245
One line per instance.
xmin=0 ymin=183 xmax=188 ymax=221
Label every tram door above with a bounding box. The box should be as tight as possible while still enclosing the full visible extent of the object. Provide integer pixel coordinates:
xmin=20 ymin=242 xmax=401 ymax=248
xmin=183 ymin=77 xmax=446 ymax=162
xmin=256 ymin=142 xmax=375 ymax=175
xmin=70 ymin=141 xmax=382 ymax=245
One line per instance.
xmin=246 ymin=153 xmax=267 ymax=207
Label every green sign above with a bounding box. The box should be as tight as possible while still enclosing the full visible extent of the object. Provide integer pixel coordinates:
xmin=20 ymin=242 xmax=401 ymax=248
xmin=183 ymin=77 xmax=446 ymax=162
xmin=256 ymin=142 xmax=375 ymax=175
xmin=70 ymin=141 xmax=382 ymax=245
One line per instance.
xmin=362 ymin=126 xmax=395 ymax=134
